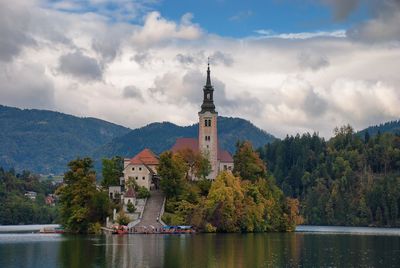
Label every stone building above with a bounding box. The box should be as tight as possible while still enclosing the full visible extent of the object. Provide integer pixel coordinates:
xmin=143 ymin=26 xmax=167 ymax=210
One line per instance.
xmin=171 ymin=64 xmax=234 ymax=180
xmin=123 ymin=148 xmax=159 ymax=190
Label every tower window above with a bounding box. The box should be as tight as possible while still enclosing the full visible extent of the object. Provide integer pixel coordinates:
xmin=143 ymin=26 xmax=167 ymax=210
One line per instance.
xmin=207 ymin=93 xmax=211 ymax=99
xmin=205 ymin=136 xmax=211 ymax=141
xmin=204 ymin=119 xmax=211 ymax=127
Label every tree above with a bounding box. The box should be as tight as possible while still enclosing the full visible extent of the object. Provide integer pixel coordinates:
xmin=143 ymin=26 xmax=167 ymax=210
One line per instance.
xmin=127 ymin=200 xmax=136 ymax=213
xmin=101 ymin=156 xmax=123 ymax=188
xmin=56 ymin=158 xmax=111 ymax=233
xmin=233 ymin=141 xmax=267 ymax=181
xmin=158 ymin=151 xmax=187 ymax=198
xmin=194 ymin=153 xmax=212 ymax=179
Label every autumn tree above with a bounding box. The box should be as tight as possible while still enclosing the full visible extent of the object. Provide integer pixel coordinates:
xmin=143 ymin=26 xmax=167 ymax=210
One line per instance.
xmin=233 ymin=141 xmax=267 ymax=181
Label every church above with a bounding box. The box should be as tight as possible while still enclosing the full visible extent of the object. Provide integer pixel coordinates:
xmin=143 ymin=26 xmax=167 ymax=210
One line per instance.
xmin=123 ymin=64 xmax=234 ymax=189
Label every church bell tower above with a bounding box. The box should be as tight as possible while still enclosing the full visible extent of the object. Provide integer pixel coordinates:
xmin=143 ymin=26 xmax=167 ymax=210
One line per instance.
xmin=198 ymin=62 xmax=218 ymax=180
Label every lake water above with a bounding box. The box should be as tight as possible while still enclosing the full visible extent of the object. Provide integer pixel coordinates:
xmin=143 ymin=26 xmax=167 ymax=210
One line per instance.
xmin=0 ymin=226 xmax=400 ymax=267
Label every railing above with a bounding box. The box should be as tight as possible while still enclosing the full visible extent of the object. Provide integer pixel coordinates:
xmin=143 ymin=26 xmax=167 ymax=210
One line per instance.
xmin=158 ymin=196 xmax=167 ymax=226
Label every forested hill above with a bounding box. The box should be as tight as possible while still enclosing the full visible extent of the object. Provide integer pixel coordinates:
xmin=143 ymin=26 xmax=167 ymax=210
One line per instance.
xmin=259 ymin=126 xmax=400 ymax=227
xmin=94 ymin=117 xmax=276 ymax=159
xmin=358 ymin=120 xmax=400 ymax=137
xmin=0 ymin=105 xmax=275 ymax=174
xmin=0 ymin=105 xmax=130 ymax=174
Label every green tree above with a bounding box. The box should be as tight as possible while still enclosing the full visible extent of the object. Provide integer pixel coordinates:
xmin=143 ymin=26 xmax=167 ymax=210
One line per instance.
xmin=158 ymin=151 xmax=187 ymax=198
xmin=127 ymin=200 xmax=136 ymax=213
xmin=56 ymin=158 xmax=111 ymax=233
xmin=101 ymin=156 xmax=123 ymax=188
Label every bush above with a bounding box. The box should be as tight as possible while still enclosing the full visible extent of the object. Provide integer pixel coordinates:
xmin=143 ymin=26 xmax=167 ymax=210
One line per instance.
xmin=137 ymin=186 xmax=150 ymax=199
xmin=162 ymin=212 xmax=185 ymax=225
xmin=204 ymin=223 xmax=217 ymax=233
xmin=127 ymin=201 xmax=136 ymax=213
xmin=116 ymin=211 xmax=130 ymax=225
xmin=88 ymin=222 xmax=102 ymax=234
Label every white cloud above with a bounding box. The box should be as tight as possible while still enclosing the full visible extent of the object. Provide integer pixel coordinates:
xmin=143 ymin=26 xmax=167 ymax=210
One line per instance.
xmin=0 ymin=0 xmax=399 ymax=140
xmin=131 ymin=12 xmax=202 ymax=47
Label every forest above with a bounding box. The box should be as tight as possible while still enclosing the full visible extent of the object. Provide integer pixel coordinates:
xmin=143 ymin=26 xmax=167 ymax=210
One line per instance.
xmin=0 ymin=168 xmax=58 ymax=224
xmin=259 ymin=125 xmax=400 ymax=227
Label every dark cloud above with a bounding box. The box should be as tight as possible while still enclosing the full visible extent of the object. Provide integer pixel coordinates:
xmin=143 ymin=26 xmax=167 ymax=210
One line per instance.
xmin=176 ymin=51 xmax=234 ymax=67
xmin=176 ymin=53 xmax=202 ymax=65
xmin=322 ymin=0 xmax=360 ymax=21
xmin=346 ymin=0 xmax=400 ymax=42
xmin=0 ymin=63 xmax=55 ymax=109
xmin=148 ymin=70 xmax=262 ymax=115
xmin=0 ymin=1 xmax=35 ymax=62
xmin=58 ymin=51 xmax=102 ymax=81
xmin=123 ymin=85 xmax=144 ymax=100
xmin=132 ymin=52 xmax=152 ymax=66
xmin=298 ymin=51 xmax=329 ymax=71
xmin=210 ymin=51 xmax=234 ymax=67
xmin=303 ymin=89 xmax=328 ymax=117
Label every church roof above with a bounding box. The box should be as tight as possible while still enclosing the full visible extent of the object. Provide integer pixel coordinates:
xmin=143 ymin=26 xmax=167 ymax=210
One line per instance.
xmin=218 ymin=149 xmax=234 ymax=163
xmin=171 ymin=138 xmax=199 ymax=153
xmin=129 ymin=148 xmax=159 ymax=165
xmin=171 ymin=138 xmax=234 ymax=163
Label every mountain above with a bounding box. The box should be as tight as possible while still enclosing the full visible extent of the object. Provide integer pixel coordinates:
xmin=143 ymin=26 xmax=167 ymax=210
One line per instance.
xmin=0 ymin=105 xmax=276 ymax=174
xmin=358 ymin=120 xmax=400 ymax=138
xmin=94 ymin=117 xmax=276 ymax=159
xmin=0 ymin=105 xmax=130 ymax=174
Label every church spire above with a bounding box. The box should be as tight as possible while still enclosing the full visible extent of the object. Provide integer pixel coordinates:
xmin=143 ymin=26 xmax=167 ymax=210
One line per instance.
xmin=200 ymin=60 xmax=216 ymax=113
xmin=206 ymin=58 xmax=211 ymax=87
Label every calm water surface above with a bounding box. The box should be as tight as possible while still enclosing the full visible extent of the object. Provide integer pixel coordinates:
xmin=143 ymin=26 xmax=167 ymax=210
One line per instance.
xmin=0 ymin=226 xmax=400 ymax=267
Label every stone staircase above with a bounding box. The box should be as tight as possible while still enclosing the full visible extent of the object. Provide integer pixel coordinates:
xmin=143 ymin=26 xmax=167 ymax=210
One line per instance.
xmin=135 ymin=190 xmax=165 ymax=228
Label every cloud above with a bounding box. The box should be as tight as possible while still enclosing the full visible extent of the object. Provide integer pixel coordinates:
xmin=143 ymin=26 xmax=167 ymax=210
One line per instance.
xmin=210 ymin=51 xmax=234 ymax=67
xmin=0 ymin=0 xmax=36 ymax=62
xmin=123 ymin=85 xmax=144 ymax=100
xmin=1 ymin=0 xmax=400 ymax=140
xmin=176 ymin=51 xmax=233 ymax=67
xmin=254 ymin=30 xmax=346 ymax=39
xmin=347 ymin=1 xmax=400 ymax=42
xmin=131 ymin=12 xmax=202 ymax=47
xmin=321 ymin=0 xmax=360 ymax=21
xmin=58 ymin=51 xmax=103 ymax=81
xmin=298 ymin=51 xmax=329 ymax=71
xmin=0 ymin=63 xmax=55 ymax=109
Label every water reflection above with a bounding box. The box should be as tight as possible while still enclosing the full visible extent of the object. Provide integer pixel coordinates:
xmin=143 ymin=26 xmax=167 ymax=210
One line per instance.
xmin=1 ymin=230 xmax=400 ymax=267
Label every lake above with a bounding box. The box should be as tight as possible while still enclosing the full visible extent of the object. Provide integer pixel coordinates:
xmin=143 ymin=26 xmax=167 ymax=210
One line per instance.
xmin=0 ymin=226 xmax=400 ymax=267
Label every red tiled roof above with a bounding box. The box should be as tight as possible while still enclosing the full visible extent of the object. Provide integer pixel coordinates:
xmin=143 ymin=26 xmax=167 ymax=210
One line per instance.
xmin=171 ymin=138 xmax=234 ymax=163
xmin=125 ymin=187 xmax=136 ymax=198
xmin=218 ymin=150 xmax=234 ymax=163
xmin=171 ymin=138 xmax=199 ymax=153
xmin=130 ymin=148 xmax=159 ymax=165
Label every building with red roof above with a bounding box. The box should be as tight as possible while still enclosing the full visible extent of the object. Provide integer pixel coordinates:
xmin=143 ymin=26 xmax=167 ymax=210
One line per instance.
xmin=123 ymin=148 xmax=159 ymax=190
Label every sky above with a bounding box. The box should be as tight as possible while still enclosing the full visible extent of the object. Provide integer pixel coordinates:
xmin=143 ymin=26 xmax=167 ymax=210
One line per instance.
xmin=1 ymin=0 xmax=400 ymax=138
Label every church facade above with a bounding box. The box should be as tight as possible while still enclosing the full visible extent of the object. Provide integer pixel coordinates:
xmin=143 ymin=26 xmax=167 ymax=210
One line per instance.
xmin=122 ymin=64 xmax=233 ymax=189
